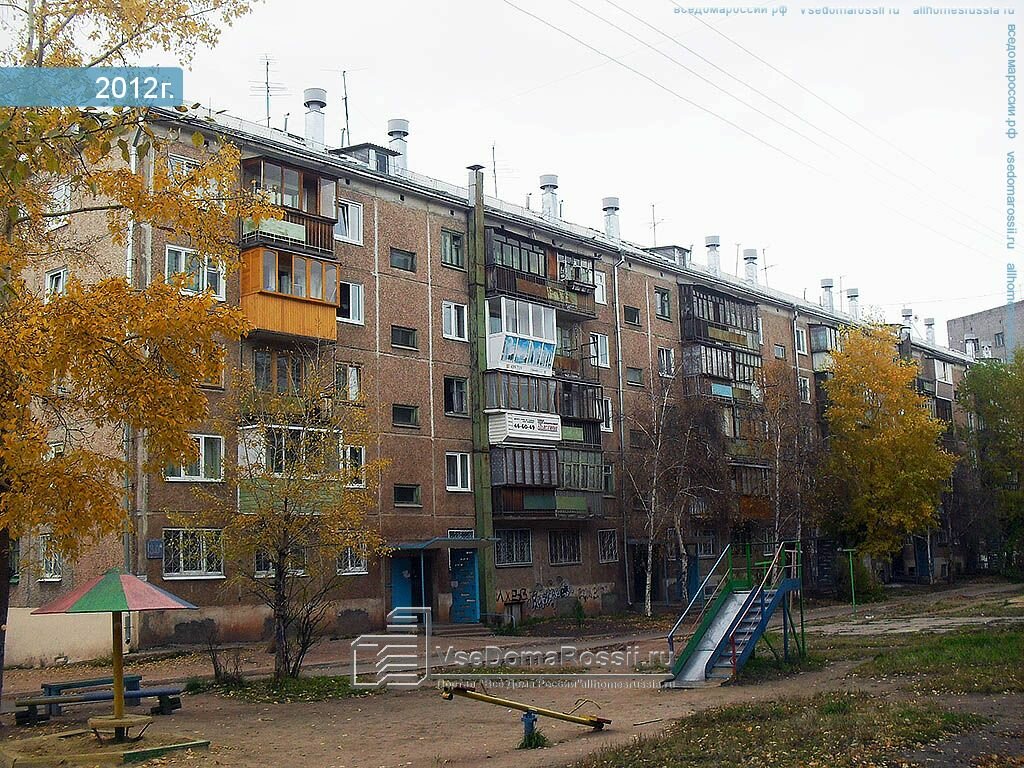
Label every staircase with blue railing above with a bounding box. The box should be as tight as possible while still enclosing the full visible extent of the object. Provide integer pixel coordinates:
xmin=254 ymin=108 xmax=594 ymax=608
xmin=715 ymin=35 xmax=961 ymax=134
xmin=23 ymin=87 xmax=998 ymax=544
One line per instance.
xmin=663 ymin=542 xmax=803 ymax=689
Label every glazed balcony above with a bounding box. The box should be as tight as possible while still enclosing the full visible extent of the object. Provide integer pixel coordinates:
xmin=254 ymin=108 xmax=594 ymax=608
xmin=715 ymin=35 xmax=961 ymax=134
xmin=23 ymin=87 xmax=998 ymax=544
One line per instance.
xmin=240 ymin=247 xmax=339 ymax=342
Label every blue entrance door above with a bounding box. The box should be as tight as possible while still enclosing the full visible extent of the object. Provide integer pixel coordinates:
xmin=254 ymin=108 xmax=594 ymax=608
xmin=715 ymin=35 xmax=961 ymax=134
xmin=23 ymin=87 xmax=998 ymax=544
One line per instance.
xmin=449 ymin=549 xmax=480 ymax=624
xmin=391 ymin=557 xmax=414 ymax=612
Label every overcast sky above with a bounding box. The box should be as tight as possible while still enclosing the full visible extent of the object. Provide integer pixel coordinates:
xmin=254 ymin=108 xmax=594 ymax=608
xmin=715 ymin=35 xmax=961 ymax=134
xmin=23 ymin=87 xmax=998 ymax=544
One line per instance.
xmin=174 ymin=0 xmax=1011 ymax=345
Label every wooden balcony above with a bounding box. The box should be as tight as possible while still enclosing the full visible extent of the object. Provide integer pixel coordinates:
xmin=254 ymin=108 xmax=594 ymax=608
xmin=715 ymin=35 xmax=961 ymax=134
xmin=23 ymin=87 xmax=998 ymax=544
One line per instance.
xmin=241 ymin=209 xmax=335 ymax=257
xmin=239 ymin=248 xmax=339 ymax=342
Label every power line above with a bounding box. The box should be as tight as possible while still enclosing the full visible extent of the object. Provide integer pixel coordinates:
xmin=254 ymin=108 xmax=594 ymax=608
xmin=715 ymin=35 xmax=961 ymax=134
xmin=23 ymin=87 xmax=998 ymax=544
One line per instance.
xmin=503 ymin=0 xmax=1003 ymax=264
xmin=666 ymin=0 xmax=1002 ymax=218
xmin=587 ymin=0 xmax=1002 ymax=244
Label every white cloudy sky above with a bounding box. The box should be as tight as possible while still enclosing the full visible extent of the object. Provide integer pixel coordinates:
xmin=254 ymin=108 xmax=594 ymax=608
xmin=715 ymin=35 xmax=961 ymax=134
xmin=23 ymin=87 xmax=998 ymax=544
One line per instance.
xmin=178 ymin=0 xmax=1012 ymax=344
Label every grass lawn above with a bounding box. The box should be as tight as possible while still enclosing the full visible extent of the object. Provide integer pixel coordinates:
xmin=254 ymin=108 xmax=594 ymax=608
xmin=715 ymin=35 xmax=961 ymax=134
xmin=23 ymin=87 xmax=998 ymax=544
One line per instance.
xmin=571 ymin=692 xmax=985 ymax=768
xmin=853 ymin=629 xmax=1024 ymax=694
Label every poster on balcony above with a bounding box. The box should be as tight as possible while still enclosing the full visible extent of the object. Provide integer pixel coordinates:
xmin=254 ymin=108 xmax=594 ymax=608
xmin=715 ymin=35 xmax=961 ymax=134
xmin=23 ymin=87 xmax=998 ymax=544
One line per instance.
xmin=491 ymin=334 xmax=555 ymax=377
xmin=489 ymin=411 xmax=562 ymax=444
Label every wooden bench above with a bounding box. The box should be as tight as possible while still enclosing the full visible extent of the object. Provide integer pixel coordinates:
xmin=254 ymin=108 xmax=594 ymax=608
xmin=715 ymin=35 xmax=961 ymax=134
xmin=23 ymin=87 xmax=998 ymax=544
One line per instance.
xmin=15 ymin=687 xmax=183 ymax=726
xmin=40 ymin=675 xmax=143 ymax=716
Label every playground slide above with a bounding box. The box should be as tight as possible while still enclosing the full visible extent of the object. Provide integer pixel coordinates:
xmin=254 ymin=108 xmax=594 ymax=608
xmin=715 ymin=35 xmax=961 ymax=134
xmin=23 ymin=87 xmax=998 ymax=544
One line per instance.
xmin=665 ymin=590 xmax=751 ymax=688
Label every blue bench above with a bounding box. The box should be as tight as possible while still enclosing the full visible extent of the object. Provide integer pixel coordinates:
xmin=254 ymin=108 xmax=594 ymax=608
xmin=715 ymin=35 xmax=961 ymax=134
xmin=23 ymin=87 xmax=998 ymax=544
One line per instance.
xmin=15 ymin=686 xmax=181 ymax=726
xmin=40 ymin=675 xmax=143 ymax=715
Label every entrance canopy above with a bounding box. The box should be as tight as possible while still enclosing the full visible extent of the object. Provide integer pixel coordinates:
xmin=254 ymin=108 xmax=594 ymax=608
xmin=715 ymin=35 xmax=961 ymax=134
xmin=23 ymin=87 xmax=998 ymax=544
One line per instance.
xmin=388 ymin=536 xmax=495 ymax=551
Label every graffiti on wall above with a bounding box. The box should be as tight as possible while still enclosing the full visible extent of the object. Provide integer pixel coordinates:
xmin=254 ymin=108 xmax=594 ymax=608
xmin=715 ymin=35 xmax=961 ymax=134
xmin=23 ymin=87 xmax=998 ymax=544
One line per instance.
xmin=496 ymin=578 xmax=613 ymax=611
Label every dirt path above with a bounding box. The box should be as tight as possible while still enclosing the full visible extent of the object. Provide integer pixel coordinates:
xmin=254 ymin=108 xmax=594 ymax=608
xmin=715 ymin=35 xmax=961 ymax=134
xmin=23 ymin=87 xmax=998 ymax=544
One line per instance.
xmin=150 ymin=661 xmax=870 ymax=768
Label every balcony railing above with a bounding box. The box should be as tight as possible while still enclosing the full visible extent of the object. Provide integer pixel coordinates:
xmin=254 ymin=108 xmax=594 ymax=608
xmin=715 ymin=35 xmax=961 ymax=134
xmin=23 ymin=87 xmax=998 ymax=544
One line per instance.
xmin=241 ymin=209 xmax=335 ymax=257
xmin=492 ymin=487 xmax=604 ymax=519
xmin=553 ymin=346 xmax=601 ymax=383
xmin=916 ymin=377 xmax=937 ymax=396
xmin=486 ymin=264 xmax=597 ymax=319
xmin=683 ymin=317 xmax=759 ymax=351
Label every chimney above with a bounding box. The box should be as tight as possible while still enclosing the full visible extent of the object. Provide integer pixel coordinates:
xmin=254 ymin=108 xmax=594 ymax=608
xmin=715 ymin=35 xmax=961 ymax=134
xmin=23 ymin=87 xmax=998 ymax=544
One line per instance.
xmin=602 ymin=197 xmax=620 ymax=240
xmin=540 ymin=175 xmax=559 ymax=217
xmin=964 ymin=334 xmax=979 ymax=360
xmin=303 ymin=88 xmax=327 ymax=150
xmin=387 ymin=118 xmax=410 ymax=172
xmin=846 ymin=288 xmax=859 ymax=321
xmin=820 ymin=279 xmax=834 ymax=312
xmin=924 ymin=317 xmax=936 ymax=344
xmin=705 ymin=236 xmax=721 ymax=277
xmin=743 ymin=248 xmax=758 ymax=284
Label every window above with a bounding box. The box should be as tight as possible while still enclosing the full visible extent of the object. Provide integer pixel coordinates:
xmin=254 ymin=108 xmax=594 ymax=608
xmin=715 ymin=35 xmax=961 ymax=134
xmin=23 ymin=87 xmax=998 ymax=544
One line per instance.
xmin=254 ymin=546 xmax=307 ymax=578
xmin=164 ymin=435 xmax=223 ymax=481
xmin=696 ymin=529 xmax=716 ymax=558
xmin=390 ymin=247 xmax=416 ymax=272
xmin=166 ymin=246 xmax=224 ymax=300
xmin=253 ymin=348 xmax=304 ymax=394
xmin=658 ymin=347 xmax=676 ymax=377
xmin=258 ymin=249 xmax=337 ymax=305
xmin=495 ymin=529 xmax=532 ymax=567
xmin=655 ymin=288 xmax=671 ymax=320
xmin=336 ymin=363 xmax=362 ymax=402
xmin=601 ymin=397 xmax=614 ymax=432
xmin=487 ymin=297 xmax=557 ymax=342
xmin=442 ymin=301 xmax=468 ymax=341
xmin=391 ymin=325 xmax=418 ymax=349
xmin=549 ymin=530 xmax=582 ymax=565
xmin=334 ymin=199 xmax=364 ymax=244
xmin=598 ymin=529 xmax=618 ymax=563
xmin=485 ymin=372 xmax=557 ymax=413
xmin=444 ymin=376 xmax=468 ymax=415
xmin=38 ymin=534 xmax=62 ymax=582
xmin=629 ymin=429 xmax=646 ymax=448
xmin=798 ymin=375 xmax=811 ymax=404
xmin=935 ymin=359 xmax=953 ymax=384
xmin=490 ymin=446 xmax=558 ymax=486
xmin=773 ymin=343 xmax=786 ymax=360
xmin=338 ymin=547 xmax=368 ymax=575
xmin=163 ymin=528 xmax=223 ymax=578
xmin=995 ymin=332 xmax=1006 ymax=348
xmin=168 ymin=154 xmax=200 ymax=180
xmin=594 ymin=271 xmax=608 ymax=305
xmin=590 ymin=333 xmax=610 ymax=368
xmin=343 ymin=445 xmax=367 ymax=488
xmin=624 ymin=306 xmax=642 ymax=326
xmin=44 ymin=268 xmax=67 ymax=302
xmin=445 ymin=452 xmax=471 ymax=491
xmin=795 ymin=328 xmax=808 ymax=355
xmin=441 ymin=230 xmax=464 ymax=268
xmin=489 ymin=231 xmax=546 ymax=278
xmin=394 ymin=484 xmax=422 ymax=506
xmin=260 ymin=426 xmax=343 ymax=475
xmin=558 ymin=449 xmax=603 ymax=491
xmin=8 ymin=538 xmax=19 ymax=583
xmin=45 ymin=179 xmax=71 ymax=231
xmin=242 ymin=160 xmax=333 ymax=214
xmin=626 ymin=367 xmax=644 ymax=386
xmin=392 ymin=404 xmax=420 ymax=427
xmin=338 ymin=281 xmax=364 ymax=324
xmin=602 ymin=463 xmax=615 ymax=494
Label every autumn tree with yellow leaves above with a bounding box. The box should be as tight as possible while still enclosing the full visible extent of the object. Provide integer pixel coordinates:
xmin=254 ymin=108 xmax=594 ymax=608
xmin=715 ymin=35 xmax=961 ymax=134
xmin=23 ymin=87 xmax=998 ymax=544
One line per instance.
xmin=0 ymin=0 xmax=270 ymax=694
xmin=821 ymin=325 xmax=956 ymax=557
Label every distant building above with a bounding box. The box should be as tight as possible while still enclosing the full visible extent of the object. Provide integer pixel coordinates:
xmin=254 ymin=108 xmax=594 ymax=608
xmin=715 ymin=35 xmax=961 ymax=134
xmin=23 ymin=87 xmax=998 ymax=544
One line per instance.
xmin=947 ymin=300 xmax=1024 ymax=362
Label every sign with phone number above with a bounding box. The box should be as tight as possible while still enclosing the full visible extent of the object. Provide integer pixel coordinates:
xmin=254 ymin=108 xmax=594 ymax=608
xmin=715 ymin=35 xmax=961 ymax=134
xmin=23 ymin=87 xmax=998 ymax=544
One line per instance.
xmin=0 ymin=67 xmax=183 ymax=107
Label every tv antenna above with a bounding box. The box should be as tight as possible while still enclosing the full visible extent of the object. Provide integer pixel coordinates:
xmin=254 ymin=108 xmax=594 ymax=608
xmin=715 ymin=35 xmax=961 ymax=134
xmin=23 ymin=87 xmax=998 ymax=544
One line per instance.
xmin=249 ymin=56 xmax=288 ymax=128
xmin=761 ymin=248 xmax=776 ymax=287
xmin=650 ymin=203 xmax=665 ymax=247
xmin=322 ymin=67 xmax=369 ymax=146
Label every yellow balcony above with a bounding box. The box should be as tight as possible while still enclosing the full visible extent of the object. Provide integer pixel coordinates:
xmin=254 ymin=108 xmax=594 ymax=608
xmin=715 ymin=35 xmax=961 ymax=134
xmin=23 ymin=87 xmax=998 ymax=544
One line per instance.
xmin=240 ymin=247 xmax=339 ymax=341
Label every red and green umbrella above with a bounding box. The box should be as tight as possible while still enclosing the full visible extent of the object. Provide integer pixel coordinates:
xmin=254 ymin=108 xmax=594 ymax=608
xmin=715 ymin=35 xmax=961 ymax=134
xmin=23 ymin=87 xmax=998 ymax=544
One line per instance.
xmin=33 ymin=569 xmax=196 ymax=725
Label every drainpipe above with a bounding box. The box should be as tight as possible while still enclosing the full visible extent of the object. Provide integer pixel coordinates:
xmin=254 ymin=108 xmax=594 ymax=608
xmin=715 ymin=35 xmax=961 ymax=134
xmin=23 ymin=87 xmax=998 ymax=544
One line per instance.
xmin=467 ymin=165 xmax=497 ymax=621
xmin=612 ymin=249 xmax=630 ymax=606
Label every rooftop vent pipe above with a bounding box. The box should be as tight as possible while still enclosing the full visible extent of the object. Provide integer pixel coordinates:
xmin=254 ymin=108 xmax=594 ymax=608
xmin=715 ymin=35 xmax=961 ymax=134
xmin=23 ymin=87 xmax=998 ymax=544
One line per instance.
xmin=924 ymin=317 xmax=936 ymax=344
xmin=821 ymin=278 xmax=834 ymax=312
xmin=705 ymin=236 xmax=721 ymax=277
xmin=846 ymin=288 xmax=860 ymax=321
xmin=602 ymin=197 xmax=620 ymax=240
xmin=388 ymin=118 xmax=410 ymax=172
xmin=303 ymin=88 xmax=327 ymax=150
xmin=540 ymin=175 xmax=559 ymax=218
xmin=743 ymin=248 xmax=758 ymax=284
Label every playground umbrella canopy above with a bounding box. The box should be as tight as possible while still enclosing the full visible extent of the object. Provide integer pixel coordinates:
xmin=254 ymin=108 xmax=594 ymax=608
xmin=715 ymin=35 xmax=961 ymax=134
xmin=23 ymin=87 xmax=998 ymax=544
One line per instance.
xmin=32 ymin=569 xmax=196 ymax=724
